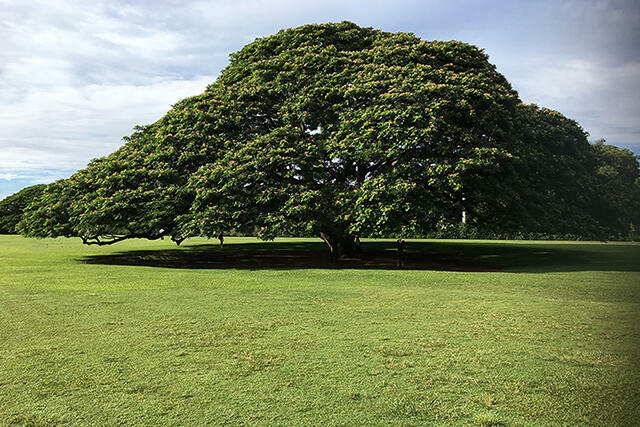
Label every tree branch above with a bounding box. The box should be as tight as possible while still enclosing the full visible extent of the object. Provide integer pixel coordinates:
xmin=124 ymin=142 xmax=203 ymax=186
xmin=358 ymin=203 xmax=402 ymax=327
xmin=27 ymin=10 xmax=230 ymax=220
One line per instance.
xmin=80 ymin=230 xmax=170 ymax=246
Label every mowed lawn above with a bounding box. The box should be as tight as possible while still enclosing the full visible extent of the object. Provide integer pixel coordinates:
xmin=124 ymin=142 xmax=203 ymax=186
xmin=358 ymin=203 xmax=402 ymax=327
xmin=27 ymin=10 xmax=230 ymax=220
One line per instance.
xmin=0 ymin=236 xmax=639 ymax=425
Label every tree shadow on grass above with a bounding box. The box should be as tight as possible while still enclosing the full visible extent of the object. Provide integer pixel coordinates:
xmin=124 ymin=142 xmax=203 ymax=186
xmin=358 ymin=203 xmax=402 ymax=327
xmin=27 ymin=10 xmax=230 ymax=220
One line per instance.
xmin=78 ymin=240 xmax=640 ymax=273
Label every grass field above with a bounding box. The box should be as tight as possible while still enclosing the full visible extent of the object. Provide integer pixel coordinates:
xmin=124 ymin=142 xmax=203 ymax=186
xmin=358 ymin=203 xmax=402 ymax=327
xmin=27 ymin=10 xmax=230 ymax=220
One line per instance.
xmin=0 ymin=235 xmax=639 ymax=425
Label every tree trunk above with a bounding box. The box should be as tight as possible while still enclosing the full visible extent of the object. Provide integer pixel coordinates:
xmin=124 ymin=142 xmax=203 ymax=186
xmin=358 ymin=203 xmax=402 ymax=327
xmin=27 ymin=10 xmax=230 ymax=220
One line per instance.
xmin=319 ymin=231 xmax=356 ymax=260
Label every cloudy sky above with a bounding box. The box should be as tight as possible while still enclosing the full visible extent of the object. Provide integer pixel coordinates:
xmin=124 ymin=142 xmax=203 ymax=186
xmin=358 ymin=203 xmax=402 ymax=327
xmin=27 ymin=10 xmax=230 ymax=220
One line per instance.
xmin=1 ymin=0 xmax=639 ymax=199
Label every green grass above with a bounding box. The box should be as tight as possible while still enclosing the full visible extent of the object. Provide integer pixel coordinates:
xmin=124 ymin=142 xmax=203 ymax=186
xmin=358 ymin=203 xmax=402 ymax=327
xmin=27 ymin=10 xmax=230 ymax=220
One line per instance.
xmin=0 ymin=235 xmax=638 ymax=425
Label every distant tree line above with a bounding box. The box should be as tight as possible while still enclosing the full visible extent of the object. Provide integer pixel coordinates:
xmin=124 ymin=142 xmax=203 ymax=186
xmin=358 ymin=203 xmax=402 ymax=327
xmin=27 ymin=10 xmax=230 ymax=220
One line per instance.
xmin=0 ymin=185 xmax=45 ymax=234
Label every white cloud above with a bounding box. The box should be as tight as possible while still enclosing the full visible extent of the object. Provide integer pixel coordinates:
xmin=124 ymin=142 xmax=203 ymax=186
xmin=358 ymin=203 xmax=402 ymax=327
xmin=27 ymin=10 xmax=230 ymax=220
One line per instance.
xmin=0 ymin=76 xmax=215 ymax=172
xmin=0 ymin=173 xmax=32 ymax=180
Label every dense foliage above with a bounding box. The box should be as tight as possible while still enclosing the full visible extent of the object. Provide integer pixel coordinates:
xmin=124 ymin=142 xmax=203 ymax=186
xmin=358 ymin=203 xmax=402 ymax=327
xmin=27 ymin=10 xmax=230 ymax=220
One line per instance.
xmin=17 ymin=22 xmax=640 ymax=254
xmin=0 ymin=185 xmax=46 ymax=234
xmin=591 ymin=140 xmax=640 ymax=239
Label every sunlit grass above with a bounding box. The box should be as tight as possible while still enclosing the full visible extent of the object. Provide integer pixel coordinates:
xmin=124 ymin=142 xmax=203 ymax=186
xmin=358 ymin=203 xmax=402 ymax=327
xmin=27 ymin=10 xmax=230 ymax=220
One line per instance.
xmin=0 ymin=235 xmax=638 ymax=425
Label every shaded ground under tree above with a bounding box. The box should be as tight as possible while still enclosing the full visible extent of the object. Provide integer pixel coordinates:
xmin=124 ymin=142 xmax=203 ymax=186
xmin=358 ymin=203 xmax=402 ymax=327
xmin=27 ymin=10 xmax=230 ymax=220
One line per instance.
xmin=78 ymin=239 xmax=640 ymax=273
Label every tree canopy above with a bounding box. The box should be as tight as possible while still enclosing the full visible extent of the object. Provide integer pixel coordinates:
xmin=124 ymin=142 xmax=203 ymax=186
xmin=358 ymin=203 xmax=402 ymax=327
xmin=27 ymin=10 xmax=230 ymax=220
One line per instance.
xmin=17 ymin=22 xmax=640 ymax=254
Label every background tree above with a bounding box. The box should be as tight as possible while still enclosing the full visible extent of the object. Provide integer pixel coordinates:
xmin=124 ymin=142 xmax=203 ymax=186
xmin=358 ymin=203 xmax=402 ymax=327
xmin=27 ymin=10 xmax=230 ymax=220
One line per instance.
xmin=505 ymin=104 xmax=601 ymax=236
xmin=591 ymin=140 xmax=640 ymax=238
xmin=0 ymin=185 xmax=46 ymax=234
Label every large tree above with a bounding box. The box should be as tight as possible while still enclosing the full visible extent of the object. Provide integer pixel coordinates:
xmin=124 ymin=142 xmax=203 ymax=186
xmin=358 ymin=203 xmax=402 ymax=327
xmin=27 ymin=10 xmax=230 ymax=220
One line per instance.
xmin=174 ymin=22 xmax=522 ymax=256
xmin=18 ymin=22 xmax=638 ymax=254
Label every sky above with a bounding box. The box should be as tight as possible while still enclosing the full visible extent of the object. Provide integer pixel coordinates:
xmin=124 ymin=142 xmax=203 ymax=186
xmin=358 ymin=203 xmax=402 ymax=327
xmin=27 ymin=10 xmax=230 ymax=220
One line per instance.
xmin=1 ymin=0 xmax=639 ymax=200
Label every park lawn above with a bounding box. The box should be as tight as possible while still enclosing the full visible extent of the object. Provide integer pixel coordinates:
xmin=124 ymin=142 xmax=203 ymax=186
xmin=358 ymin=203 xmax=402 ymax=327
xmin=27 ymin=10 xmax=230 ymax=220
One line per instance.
xmin=0 ymin=235 xmax=638 ymax=425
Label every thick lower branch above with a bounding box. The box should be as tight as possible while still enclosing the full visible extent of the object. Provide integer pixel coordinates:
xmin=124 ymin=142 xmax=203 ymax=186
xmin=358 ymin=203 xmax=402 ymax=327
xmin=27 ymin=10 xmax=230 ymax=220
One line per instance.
xmin=80 ymin=230 xmax=172 ymax=246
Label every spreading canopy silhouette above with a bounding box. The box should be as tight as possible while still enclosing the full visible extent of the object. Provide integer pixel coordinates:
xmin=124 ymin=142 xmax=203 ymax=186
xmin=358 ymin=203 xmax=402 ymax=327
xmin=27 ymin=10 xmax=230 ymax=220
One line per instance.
xmin=20 ymin=22 xmax=631 ymax=255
